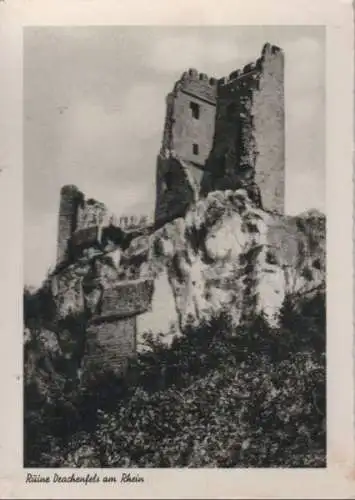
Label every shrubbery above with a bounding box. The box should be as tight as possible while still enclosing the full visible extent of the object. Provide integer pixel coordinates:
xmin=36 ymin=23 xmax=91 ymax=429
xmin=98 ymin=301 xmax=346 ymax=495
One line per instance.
xmin=24 ymin=288 xmax=326 ymax=468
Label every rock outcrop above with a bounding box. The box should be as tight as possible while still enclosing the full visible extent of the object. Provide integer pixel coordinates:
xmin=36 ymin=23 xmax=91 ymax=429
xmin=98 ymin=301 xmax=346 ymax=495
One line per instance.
xmin=151 ymin=188 xmax=325 ymax=331
xmin=49 ymin=187 xmax=325 ymax=353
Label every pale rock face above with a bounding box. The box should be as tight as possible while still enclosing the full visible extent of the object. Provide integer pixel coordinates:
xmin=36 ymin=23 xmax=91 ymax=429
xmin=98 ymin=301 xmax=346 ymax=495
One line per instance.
xmin=109 ymin=248 xmax=121 ymax=270
xmin=137 ymin=270 xmax=181 ymax=351
xmin=51 ymin=263 xmax=89 ymax=318
xmin=150 ymin=189 xmax=325 ymax=331
xmin=51 ymin=251 xmax=122 ymax=320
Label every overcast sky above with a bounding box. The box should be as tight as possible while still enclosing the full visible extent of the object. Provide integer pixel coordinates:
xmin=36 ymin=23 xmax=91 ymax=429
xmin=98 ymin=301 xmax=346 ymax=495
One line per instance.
xmin=24 ymin=26 xmax=325 ymax=288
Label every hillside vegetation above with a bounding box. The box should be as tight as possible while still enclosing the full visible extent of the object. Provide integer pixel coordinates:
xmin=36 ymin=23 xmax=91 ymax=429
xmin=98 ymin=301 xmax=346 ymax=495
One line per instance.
xmin=24 ymin=286 xmax=325 ymax=468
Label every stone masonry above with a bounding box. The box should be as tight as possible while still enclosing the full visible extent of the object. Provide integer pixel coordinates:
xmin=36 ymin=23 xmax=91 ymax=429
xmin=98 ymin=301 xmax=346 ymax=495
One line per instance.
xmin=155 ymin=43 xmax=285 ymax=225
xmin=54 ymin=189 xmax=154 ymax=375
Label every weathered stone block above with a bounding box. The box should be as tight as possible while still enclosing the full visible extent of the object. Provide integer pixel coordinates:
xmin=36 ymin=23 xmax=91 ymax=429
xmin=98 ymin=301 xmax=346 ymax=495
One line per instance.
xmin=92 ymin=278 xmax=155 ymax=322
xmin=83 ymin=316 xmax=137 ymax=374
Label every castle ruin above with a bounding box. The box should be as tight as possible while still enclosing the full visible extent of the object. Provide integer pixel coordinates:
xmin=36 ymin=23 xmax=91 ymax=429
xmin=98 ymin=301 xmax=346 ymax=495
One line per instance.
xmin=52 ymin=42 xmax=285 ymax=374
xmin=155 ymin=42 xmax=285 ymax=225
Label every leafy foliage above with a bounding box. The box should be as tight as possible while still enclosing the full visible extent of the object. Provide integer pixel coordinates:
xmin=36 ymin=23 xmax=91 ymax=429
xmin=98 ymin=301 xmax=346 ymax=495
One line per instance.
xmin=24 ymin=287 xmax=326 ymax=468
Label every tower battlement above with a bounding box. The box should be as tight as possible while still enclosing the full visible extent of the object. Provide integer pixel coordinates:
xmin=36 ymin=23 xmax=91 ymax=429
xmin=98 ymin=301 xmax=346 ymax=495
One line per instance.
xmin=218 ymin=61 xmax=259 ymax=87
xmin=218 ymin=44 xmax=283 ymax=93
xmin=175 ymin=68 xmax=218 ymax=104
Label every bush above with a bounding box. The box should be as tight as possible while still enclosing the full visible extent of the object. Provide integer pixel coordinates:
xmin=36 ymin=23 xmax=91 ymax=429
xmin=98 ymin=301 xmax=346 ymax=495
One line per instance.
xmin=24 ymin=288 xmax=326 ymax=468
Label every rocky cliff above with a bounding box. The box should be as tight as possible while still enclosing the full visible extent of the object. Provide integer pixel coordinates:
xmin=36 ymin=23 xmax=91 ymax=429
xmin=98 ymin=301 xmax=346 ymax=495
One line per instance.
xmin=48 ymin=187 xmax=325 ymax=356
xmin=151 ymin=188 xmax=325 ymax=332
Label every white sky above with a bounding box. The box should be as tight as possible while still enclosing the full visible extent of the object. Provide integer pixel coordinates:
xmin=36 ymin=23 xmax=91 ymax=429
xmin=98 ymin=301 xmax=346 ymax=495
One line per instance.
xmin=24 ymin=26 xmax=325 ymax=287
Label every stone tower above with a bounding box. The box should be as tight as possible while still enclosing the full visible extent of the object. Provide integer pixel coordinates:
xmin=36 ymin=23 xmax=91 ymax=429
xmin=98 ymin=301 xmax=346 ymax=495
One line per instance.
xmin=253 ymin=43 xmax=285 ymax=214
xmin=155 ymin=42 xmax=285 ymax=222
xmin=57 ymin=185 xmax=84 ymax=265
xmin=155 ymin=70 xmax=218 ymax=226
xmin=203 ymin=43 xmax=285 ymax=213
xmin=161 ymin=69 xmax=218 ymax=166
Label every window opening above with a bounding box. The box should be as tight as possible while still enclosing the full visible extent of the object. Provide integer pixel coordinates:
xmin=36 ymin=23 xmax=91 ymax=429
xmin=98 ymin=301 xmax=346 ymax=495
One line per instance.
xmin=190 ymin=101 xmax=200 ymax=119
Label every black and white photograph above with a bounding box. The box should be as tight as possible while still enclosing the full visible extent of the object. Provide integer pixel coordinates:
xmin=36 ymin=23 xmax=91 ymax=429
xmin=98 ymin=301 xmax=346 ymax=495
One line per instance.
xmin=0 ymin=0 xmax=353 ymax=496
xmin=22 ymin=25 xmax=327 ymax=469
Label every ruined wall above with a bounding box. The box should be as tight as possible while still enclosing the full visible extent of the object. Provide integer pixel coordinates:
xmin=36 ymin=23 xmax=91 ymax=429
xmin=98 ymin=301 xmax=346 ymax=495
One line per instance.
xmin=155 ymin=70 xmax=217 ymax=227
xmin=170 ymin=86 xmax=216 ymax=166
xmin=200 ymin=44 xmax=284 ymax=213
xmin=214 ymin=63 xmax=260 ymax=168
xmin=53 ymin=270 xmax=154 ymax=374
xmin=83 ymin=317 xmax=137 ymax=375
xmin=160 ymin=70 xmax=217 ymax=166
xmin=252 ymin=43 xmax=285 ymax=214
xmin=154 ymin=155 xmax=196 ymax=227
xmin=76 ymin=198 xmax=112 ymax=230
xmin=200 ymin=64 xmax=260 ymax=195
xmin=57 ymin=185 xmax=84 ymax=265
xmin=53 ymin=186 xmax=155 ymax=375
xmin=171 ymin=91 xmax=215 ymax=165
